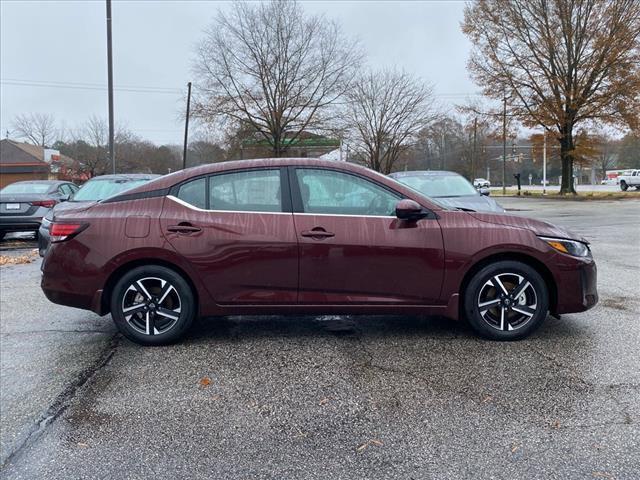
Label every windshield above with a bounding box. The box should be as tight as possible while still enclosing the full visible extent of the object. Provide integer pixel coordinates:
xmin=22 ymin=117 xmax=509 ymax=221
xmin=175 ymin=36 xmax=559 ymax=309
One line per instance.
xmin=1 ymin=183 xmax=51 ymax=194
xmin=72 ymin=179 xmax=150 ymax=201
xmin=396 ymin=174 xmax=478 ymax=197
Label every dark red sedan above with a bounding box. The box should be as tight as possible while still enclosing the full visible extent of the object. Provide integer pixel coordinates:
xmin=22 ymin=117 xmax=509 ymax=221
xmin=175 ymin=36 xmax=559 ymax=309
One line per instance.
xmin=41 ymin=159 xmax=597 ymax=345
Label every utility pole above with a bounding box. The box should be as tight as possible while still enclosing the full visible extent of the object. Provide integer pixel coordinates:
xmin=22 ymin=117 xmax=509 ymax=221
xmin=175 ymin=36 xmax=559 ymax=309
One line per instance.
xmin=106 ymin=0 xmax=115 ymax=174
xmin=471 ymin=117 xmax=477 ymax=181
xmin=543 ymin=129 xmax=547 ymax=195
xmin=182 ymin=81 xmax=192 ymax=170
xmin=502 ymin=94 xmax=507 ymax=195
xmin=441 ymin=132 xmax=446 ymax=170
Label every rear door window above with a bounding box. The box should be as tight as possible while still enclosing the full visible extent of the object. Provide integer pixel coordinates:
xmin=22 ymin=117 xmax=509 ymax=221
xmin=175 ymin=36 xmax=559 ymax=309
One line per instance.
xmin=209 ymin=169 xmax=282 ymax=212
xmin=176 ymin=178 xmax=206 ymax=209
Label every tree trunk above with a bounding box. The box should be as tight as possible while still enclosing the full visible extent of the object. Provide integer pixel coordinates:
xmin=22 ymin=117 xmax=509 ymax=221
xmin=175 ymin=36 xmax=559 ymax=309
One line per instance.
xmin=559 ymin=127 xmax=577 ymax=195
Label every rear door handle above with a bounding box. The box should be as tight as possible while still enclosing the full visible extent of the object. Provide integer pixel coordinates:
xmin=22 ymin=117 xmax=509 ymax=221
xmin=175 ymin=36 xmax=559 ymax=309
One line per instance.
xmin=301 ymin=228 xmax=335 ymax=239
xmin=167 ymin=224 xmax=201 ymax=234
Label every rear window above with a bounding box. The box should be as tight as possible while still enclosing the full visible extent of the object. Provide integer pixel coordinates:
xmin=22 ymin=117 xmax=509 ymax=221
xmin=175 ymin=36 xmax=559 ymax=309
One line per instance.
xmin=1 ymin=183 xmax=51 ymax=194
xmin=72 ymin=179 xmax=150 ymax=201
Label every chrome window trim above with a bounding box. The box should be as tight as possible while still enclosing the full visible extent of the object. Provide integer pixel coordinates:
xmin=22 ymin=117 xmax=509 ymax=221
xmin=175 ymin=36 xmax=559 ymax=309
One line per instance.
xmin=293 ymin=212 xmax=397 ymax=219
xmin=166 ymin=195 xmax=290 ymax=215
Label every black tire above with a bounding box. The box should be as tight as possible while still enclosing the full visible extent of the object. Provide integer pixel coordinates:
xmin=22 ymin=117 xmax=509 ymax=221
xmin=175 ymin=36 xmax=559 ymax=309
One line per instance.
xmin=110 ymin=265 xmax=196 ymax=345
xmin=0 ymin=231 xmax=5 ymax=241
xmin=620 ymin=181 xmax=628 ymax=191
xmin=463 ymin=260 xmax=549 ymax=341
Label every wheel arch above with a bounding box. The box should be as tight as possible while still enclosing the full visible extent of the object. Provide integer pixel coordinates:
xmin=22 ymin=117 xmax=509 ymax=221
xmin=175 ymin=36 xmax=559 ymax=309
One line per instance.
xmin=100 ymin=258 xmax=200 ymax=316
xmin=458 ymin=252 xmax=558 ymax=317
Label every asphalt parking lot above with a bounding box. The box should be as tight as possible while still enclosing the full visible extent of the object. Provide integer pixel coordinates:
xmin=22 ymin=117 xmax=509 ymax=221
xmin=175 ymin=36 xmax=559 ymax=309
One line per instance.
xmin=1 ymin=198 xmax=639 ymax=479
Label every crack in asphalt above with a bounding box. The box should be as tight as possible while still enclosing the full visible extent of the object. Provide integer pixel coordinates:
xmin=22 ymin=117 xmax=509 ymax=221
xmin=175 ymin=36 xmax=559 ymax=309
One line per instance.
xmin=531 ymin=346 xmax=634 ymax=428
xmin=0 ymin=334 xmax=121 ymax=471
xmin=1 ymin=329 xmax=113 ymax=336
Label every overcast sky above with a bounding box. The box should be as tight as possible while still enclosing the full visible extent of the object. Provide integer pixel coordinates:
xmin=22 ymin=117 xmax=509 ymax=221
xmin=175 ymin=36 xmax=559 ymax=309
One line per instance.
xmin=0 ymin=0 xmax=478 ymax=145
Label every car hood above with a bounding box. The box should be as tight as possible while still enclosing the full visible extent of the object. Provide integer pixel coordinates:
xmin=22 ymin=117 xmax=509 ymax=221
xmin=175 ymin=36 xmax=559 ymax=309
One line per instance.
xmin=468 ymin=211 xmax=587 ymax=243
xmin=434 ymin=195 xmax=505 ymax=213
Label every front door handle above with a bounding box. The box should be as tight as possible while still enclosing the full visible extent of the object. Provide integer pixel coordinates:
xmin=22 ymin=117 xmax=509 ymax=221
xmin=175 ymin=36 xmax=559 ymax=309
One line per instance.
xmin=167 ymin=223 xmax=201 ymax=234
xmin=301 ymin=228 xmax=335 ymax=239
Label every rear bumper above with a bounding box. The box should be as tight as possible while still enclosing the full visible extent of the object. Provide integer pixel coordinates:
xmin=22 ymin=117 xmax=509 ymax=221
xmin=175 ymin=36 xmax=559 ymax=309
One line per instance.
xmin=554 ymin=257 xmax=598 ymax=314
xmin=40 ymin=241 xmax=105 ymax=315
xmin=0 ymin=216 xmax=43 ymax=232
xmin=38 ymin=224 xmax=50 ymax=256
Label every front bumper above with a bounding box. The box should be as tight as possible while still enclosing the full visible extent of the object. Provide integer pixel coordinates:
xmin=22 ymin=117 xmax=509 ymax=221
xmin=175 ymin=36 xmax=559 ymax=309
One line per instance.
xmin=554 ymin=256 xmax=598 ymax=314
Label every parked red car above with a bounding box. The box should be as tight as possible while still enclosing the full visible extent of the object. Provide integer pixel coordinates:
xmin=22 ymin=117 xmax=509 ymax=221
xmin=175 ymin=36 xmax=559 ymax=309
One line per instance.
xmin=41 ymin=159 xmax=597 ymax=345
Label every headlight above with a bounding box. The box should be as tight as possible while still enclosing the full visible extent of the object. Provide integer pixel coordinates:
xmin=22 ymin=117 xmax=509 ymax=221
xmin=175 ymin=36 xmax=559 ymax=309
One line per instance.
xmin=539 ymin=236 xmax=591 ymax=257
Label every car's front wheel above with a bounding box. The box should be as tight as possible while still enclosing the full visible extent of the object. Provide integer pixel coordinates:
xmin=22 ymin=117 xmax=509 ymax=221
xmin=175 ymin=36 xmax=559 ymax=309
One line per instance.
xmin=110 ymin=265 xmax=196 ymax=345
xmin=464 ymin=261 xmax=549 ymax=340
xmin=620 ymin=181 xmax=628 ymax=191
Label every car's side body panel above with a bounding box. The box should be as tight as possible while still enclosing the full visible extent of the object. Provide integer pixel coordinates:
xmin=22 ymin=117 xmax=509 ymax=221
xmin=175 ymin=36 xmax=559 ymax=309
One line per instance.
xmin=293 ymin=213 xmax=445 ymax=304
xmin=160 ymin=195 xmax=299 ymax=305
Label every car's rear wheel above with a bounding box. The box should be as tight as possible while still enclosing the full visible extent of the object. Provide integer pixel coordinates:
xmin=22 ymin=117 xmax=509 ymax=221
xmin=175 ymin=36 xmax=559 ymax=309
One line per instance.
xmin=464 ymin=261 xmax=549 ymax=340
xmin=620 ymin=181 xmax=628 ymax=191
xmin=110 ymin=265 xmax=195 ymax=345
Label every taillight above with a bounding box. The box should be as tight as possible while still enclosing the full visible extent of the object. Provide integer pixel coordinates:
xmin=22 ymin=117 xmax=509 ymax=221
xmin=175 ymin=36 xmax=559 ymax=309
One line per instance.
xmin=32 ymin=199 xmax=57 ymax=208
xmin=50 ymin=223 xmax=87 ymax=242
xmin=31 ymin=200 xmax=56 ymax=208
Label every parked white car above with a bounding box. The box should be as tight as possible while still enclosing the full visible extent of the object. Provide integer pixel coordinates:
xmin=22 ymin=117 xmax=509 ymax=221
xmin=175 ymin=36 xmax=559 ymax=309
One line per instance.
xmin=619 ymin=170 xmax=640 ymax=191
xmin=473 ymin=178 xmax=490 ymax=188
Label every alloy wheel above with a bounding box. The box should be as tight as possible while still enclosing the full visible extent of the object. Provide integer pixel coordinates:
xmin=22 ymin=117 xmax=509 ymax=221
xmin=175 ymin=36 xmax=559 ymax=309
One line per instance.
xmin=121 ymin=276 xmax=182 ymax=336
xmin=477 ymin=272 xmax=538 ymax=332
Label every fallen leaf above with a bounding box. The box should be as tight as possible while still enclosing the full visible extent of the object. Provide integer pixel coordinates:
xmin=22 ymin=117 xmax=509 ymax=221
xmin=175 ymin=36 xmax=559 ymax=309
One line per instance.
xmin=356 ymin=443 xmax=368 ymax=453
xmin=356 ymin=439 xmax=383 ymax=452
xmin=511 ymin=443 xmax=521 ymax=454
xmin=319 ymin=397 xmax=330 ymax=406
xmin=199 ymin=376 xmax=212 ymax=387
xmin=482 ymin=395 xmax=493 ymax=404
xmin=77 ymin=442 xmax=89 ymax=448
xmin=592 ymin=472 xmax=614 ymax=479
xmin=551 ymin=419 xmax=561 ymax=429
xmin=0 ymin=253 xmax=37 ymax=266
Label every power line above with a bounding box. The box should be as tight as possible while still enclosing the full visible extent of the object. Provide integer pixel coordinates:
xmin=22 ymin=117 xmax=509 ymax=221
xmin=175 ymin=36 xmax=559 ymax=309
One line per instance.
xmin=1 ymin=78 xmax=483 ymax=98
xmin=0 ymin=78 xmax=182 ymax=94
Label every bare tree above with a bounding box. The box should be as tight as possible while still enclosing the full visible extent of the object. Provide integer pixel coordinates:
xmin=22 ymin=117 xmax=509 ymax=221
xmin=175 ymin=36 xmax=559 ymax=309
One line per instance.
xmin=192 ymin=0 xmax=363 ymax=157
xmin=591 ymin=132 xmax=618 ymax=179
xmin=462 ymin=0 xmax=640 ymax=194
xmin=11 ymin=113 xmax=59 ymax=147
xmin=344 ymin=69 xmax=435 ymax=174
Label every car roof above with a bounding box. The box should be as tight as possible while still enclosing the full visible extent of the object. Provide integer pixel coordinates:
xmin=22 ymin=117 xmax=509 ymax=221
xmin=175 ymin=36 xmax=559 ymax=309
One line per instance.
xmin=7 ymin=180 xmax=69 ymax=185
xmin=389 ymin=170 xmax=461 ymax=177
xmin=87 ymin=174 xmax=160 ymax=181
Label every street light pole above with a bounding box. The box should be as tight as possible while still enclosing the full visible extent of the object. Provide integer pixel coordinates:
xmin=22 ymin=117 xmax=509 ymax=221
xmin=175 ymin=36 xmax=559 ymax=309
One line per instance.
xmin=471 ymin=117 xmax=477 ymax=181
xmin=502 ymin=95 xmax=507 ymax=195
xmin=543 ymin=129 xmax=547 ymax=195
xmin=106 ymin=0 xmax=115 ymax=174
xmin=182 ymin=81 xmax=192 ymax=170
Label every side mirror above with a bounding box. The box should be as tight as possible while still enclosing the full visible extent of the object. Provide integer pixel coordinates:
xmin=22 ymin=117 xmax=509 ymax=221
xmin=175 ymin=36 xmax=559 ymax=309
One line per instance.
xmin=479 ymin=187 xmax=490 ymax=196
xmin=395 ymin=199 xmax=427 ymax=220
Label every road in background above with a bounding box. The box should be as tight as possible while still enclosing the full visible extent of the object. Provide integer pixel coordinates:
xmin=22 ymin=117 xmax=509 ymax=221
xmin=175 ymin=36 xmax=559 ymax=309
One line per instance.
xmin=1 ymin=198 xmax=639 ymax=479
xmin=491 ymin=184 xmax=632 ymax=192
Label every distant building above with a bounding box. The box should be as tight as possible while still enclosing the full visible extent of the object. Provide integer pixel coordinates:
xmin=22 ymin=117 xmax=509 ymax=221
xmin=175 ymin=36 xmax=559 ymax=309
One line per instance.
xmin=239 ymin=132 xmax=340 ymax=159
xmin=0 ymin=139 xmax=80 ymax=188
